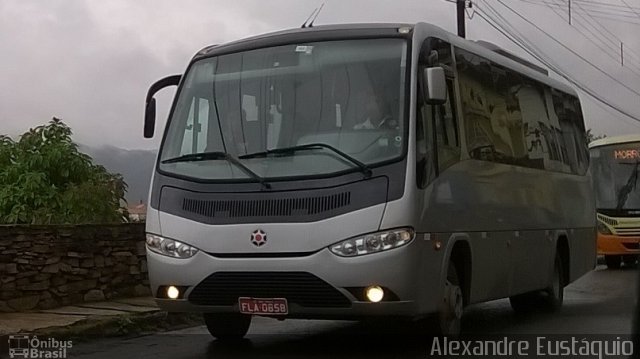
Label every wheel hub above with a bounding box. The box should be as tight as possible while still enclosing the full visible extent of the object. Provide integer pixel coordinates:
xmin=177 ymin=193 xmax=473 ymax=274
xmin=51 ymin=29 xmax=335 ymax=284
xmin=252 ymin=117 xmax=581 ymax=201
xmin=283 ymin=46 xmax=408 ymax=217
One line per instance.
xmin=441 ymin=280 xmax=464 ymax=335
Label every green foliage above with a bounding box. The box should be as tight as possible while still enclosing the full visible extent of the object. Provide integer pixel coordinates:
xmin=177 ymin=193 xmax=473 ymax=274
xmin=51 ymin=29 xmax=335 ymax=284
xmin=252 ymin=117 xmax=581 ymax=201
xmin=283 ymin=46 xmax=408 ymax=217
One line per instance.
xmin=0 ymin=118 xmax=128 ymax=224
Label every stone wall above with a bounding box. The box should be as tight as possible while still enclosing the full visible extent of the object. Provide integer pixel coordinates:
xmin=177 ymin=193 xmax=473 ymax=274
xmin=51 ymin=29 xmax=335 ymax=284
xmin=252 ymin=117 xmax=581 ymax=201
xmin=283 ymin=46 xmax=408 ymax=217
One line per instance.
xmin=0 ymin=223 xmax=149 ymax=312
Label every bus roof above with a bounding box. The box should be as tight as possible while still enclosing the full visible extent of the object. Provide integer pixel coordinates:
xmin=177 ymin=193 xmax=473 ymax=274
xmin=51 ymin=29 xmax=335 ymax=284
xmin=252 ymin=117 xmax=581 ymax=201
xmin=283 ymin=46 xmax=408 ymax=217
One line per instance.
xmin=195 ymin=23 xmax=414 ymax=58
xmin=589 ymin=134 xmax=640 ymax=149
xmin=194 ymin=22 xmax=576 ymax=97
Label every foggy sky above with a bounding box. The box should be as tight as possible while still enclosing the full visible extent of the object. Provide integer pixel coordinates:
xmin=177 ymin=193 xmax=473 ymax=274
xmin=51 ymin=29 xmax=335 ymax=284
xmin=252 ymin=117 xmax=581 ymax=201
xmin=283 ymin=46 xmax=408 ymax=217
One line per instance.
xmin=1 ymin=0 xmax=639 ymax=150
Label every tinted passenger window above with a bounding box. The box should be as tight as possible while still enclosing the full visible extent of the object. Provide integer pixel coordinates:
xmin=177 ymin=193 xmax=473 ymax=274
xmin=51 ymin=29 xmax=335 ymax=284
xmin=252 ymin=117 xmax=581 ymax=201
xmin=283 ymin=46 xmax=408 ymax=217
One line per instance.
xmin=434 ymin=79 xmax=460 ymax=172
xmin=552 ymin=91 xmax=589 ymax=174
xmin=455 ymin=47 xmax=586 ymax=174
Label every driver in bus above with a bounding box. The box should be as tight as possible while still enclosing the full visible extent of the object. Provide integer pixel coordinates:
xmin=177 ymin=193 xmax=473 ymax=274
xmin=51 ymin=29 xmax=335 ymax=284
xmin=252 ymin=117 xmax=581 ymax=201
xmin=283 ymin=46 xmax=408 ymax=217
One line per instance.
xmin=353 ymin=91 xmax=395 ymax=130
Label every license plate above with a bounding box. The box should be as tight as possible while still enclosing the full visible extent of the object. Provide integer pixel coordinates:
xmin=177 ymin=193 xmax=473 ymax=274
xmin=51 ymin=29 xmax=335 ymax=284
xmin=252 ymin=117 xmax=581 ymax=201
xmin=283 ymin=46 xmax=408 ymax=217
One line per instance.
xmin=238 ymin=297 xmax=288 ymax=315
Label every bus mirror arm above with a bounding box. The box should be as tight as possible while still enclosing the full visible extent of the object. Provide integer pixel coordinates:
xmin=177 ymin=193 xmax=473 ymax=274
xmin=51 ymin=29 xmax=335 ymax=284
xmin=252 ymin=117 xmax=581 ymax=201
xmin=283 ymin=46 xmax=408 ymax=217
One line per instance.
xmin=144 ymin=99 xmax=157 ymax=138
xmin=144 ymin=75 xmax=181 ymax=138
xmin=422 ymin=67 xmax=447 ymax=105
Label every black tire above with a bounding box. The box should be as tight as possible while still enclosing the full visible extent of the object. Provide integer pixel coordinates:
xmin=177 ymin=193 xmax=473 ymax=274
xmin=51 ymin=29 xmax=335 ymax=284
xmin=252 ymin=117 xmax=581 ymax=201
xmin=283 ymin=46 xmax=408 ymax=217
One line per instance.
xmin=542 ymin=251 xmax=564 ymax=311
xmin=509 ymin=292 xmax=538 ymax=313
xmin=605 ymin=255 xmax=622 ymax=269
xmin=427 ymin=261 xmax=464 ymax=337
xmin=203 ymin=313 xmax=251 ymax=341
xmin=623 ymin=255 xmax=638 ymax=267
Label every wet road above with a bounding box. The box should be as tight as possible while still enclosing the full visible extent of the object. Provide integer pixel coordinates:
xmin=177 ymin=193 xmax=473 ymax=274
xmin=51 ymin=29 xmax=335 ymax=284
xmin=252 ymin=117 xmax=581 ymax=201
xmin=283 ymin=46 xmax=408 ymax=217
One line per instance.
xmin=70 ymin=265 xmax=637 ymax=358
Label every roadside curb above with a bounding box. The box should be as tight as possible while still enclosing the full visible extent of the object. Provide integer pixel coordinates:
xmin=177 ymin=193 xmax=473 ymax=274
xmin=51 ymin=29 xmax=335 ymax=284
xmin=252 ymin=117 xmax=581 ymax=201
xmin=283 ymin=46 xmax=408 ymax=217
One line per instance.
xmin=32 ymin=311 xmax=203 ymax=341
xmin=0 ymin=310 xmax=204 ymax=352
xmin=0 ymin=310 xmax=203 ymax=356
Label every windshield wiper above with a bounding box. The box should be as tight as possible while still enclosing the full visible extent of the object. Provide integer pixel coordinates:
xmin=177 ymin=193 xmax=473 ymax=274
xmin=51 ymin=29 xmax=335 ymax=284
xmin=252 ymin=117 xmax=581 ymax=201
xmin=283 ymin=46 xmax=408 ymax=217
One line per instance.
xmin=616 ymin=161 xmax=640 ymax=210
xmin=162 ymin=151 xmax=271 ymax=190
xmin=239 ymin=143 xmax=372 ymax=178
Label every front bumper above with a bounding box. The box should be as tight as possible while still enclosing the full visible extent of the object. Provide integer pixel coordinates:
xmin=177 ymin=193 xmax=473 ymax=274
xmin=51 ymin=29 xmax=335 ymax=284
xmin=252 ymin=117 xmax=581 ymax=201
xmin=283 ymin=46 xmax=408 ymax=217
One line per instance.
xmin=146 ymin=238 xmax=446 ymax=319
xmin=597 ymin=233 xmax=640 ymax=255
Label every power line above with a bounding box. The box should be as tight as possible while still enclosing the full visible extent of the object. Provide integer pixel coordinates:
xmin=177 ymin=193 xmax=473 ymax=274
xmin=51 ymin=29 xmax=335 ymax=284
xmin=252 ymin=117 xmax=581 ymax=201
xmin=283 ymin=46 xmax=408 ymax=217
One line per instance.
xmin=548 ymin=1 xmax=640 ymax=17
xmin=517 ymin=0 xmax=640 ymax=24
xmin=494 ymin=0 xmax=640 ymax=98
xmin=473 ymin=2 xmax=640 ymax=125
xmin=620 ymin=0 xmax=640 ymax=19
xmin=546 ymin=1 xmax=621 ymax=59
xmin=571 ymin=0 xmax=640 ymax=61
xmin=574 ymin=0 xmax=640 ymax=11
xmin=520 ymin=0 xmax=640 ymax=63
xmin=545 ymin=0 xmax=640 ymax=73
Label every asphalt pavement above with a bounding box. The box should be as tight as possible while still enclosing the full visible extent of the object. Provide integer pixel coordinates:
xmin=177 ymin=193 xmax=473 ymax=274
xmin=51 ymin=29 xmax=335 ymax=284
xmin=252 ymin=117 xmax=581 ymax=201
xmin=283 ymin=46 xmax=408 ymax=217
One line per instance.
xmin=65 ymin=264 xmax=638 ymax=359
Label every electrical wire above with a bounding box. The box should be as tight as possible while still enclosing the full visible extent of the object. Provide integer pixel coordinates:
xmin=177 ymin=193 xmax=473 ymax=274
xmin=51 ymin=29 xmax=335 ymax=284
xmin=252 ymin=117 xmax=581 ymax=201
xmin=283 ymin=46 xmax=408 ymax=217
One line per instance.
xmin=570 ymin=0 xmax=640 ymax=62
xmin=545 ymin=0 xmax=640 ymax=75
xmin=474 ymin=2 xmax=640 ymax=125
xmin=620 ymin=0 xmax=640 ymax=19
xmin=518 ymin=0 xmax=640 ymax=63
xmin=574 ymin=0 xmax=640 ymax=12
xmin=493 ymin=0 xmax=640 ymax=98
xmin=517 ymin=0 xmax=640 ymax=24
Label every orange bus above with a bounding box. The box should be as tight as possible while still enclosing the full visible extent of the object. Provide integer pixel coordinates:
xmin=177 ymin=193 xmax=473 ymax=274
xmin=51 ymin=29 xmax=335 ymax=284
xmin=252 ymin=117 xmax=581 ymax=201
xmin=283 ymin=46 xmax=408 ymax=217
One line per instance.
xmin=590 ymin=134 xmax=640 ymax=268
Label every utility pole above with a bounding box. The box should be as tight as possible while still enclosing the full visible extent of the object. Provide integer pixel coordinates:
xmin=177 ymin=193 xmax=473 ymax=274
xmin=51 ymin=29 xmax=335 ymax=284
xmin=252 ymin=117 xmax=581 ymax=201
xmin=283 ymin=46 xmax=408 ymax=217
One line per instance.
xmin=621 ymin=42 xmax=624 ymax=66
xmin=568 ymin=0 xmax=572 ymax=25
xmin=457 ymin=0 xmax=466 ymax=38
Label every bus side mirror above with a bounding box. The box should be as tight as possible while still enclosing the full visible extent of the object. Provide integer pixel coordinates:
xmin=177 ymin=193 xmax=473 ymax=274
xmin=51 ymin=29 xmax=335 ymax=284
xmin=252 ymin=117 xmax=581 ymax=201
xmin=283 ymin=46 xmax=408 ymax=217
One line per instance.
xmin=423 ymin=67 xmax=447 ymax=105
xmin=144 ymin=75 xmax=181 ymax=139
xmin=144 ymin=98 xmax=157 ymax=139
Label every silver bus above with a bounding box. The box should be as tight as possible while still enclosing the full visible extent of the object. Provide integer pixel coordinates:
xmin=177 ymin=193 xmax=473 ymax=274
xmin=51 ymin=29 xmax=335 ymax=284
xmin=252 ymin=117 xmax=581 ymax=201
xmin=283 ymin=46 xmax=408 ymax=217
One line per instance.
xmin=143 ymin=22 xmax=596 ymax=338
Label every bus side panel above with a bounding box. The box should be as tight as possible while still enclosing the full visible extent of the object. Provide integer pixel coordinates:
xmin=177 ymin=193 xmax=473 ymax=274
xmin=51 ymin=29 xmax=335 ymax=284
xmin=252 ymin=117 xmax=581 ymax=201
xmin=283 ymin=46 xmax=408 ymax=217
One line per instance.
xmin=557 ymin=167 xmax=597 ymax=283
xmin=509 ymin=229 xmax=554 ymax=296
xmin=568 ymin=227 xmax=597 ymax=283
xmin=411 ymin=159 xmax=594 ymax=303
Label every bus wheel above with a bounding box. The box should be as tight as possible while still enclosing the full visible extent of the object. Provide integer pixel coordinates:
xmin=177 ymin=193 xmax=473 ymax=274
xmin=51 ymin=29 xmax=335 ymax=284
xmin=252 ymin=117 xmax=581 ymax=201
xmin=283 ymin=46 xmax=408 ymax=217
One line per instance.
xmin=203 ymin=313 xmax=251 ymax=341
xmin=605 ymin=255 xmax=622 ymax=269
xmin=542 ymin=251 xmax=564 ymax=311
xmin=623 ymin=255 xmax=638 ymax=267
xmin=509 ymin=292 xmax=537 ymax=313
xmin=434 ymin=262 xmax=464 ymax=336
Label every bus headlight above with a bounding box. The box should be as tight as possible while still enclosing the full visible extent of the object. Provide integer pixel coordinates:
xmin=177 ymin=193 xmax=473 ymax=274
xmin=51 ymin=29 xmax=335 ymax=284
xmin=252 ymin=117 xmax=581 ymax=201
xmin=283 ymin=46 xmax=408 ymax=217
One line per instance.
xmin=146 ymin=234 xmax=199 ymax=258
xmin=597 ymin=221 xmax=613 ymax=235
xmin=329 ymin=228 xmax=415 ymax=257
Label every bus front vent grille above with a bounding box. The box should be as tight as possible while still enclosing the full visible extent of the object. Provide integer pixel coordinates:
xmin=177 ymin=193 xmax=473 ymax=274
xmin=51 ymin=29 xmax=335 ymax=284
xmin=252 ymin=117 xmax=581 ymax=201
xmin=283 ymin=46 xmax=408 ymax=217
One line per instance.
xmin=182 ymin=192 xmax=351 ymax=219
xmin=597 ymin=214 xmax=618 ymax=226
xmin=188 ymin=271 xmax=352 ymax=308
xmin=614 ymin=227 xmax=640 ymax=237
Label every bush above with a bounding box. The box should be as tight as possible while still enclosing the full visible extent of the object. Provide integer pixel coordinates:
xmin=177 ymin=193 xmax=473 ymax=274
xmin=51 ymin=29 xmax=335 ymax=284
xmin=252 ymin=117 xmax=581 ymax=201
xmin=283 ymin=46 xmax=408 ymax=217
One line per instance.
xmin=0 ymin=118 xmax=128 ymax=224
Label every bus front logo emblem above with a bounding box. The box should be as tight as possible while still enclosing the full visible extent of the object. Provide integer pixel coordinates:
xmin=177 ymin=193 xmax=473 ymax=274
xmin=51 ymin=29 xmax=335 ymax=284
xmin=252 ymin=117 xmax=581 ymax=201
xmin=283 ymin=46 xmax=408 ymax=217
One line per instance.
xmin=251 ymin=229 xmax=267 ymax=247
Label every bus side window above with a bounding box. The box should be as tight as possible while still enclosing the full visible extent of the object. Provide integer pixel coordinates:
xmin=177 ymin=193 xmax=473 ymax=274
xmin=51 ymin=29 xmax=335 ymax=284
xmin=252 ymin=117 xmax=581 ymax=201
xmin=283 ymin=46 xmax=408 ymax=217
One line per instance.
xmin=417 ymin=97 xmax=437 ymax=188
xmin=434 ymin=79 xmax=461 ymax=172
xmin=417 ymin=37 xmax=455 ymax=188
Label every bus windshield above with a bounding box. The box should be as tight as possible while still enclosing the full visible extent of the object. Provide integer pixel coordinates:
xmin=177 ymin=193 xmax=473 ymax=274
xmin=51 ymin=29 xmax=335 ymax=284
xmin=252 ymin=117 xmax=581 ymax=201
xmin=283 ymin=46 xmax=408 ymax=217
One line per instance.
xmin=159 ymin=38 xmax=407 ymax=181
xmin=591 ymin=142 xmax=640 ymax=213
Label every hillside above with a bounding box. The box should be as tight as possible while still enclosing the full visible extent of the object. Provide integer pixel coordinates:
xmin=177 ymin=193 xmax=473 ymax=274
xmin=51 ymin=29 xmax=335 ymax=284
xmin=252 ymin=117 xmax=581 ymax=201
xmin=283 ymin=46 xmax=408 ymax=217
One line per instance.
xmin=81 ymin=145 xmax=157 ymax=204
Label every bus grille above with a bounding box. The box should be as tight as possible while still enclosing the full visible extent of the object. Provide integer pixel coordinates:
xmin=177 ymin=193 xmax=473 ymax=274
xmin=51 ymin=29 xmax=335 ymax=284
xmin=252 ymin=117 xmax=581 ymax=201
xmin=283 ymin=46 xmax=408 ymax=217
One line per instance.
xmin=188 ymin=272 xmax=352 ymax=308
xmin=614 ymin=227 xmax=640 ymax=237
xmin=597 ymin=215 xmax=618 ymax=226
xmin=183 ymin=192 xmax=351 ymax=219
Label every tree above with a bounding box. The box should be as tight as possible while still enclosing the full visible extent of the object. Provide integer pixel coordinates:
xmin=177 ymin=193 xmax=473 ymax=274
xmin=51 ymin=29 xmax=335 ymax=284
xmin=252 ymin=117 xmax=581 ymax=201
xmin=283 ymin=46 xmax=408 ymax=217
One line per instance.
xmin=0 ymin=118 xmax=128 ymax=224
xmin=586 ymin=128 xmax=606 ymax=144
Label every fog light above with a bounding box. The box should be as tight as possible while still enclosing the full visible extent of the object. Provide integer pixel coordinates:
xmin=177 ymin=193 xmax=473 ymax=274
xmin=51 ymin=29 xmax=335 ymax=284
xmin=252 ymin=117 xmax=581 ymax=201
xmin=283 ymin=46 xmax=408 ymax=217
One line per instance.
xmin=365 ymin=286 xmax=384 ymax=302
xmin=167 ymin=286 xmax=180 ymax=299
